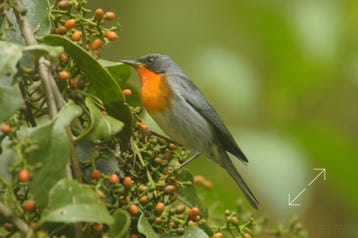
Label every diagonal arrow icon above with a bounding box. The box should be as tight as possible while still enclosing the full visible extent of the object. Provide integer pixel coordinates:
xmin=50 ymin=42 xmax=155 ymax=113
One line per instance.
xmin=288 ymin=168 xmax=326 ymax=207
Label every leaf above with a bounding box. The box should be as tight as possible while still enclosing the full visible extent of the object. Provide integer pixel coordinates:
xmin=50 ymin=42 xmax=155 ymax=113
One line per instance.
xmin=0 ymin=137 xmax=18 ymax=185
xmin=98 ymin=59 xmax=131 ymax=83
xmin=161 ymin=227 xmax=209 ymax=238
xmin=0 ymin=84 xmax=24 ymax=122
xmin=18 ymin=101 xmax=82 ymax=209
xmin=41 ymin=179 xmax=113 ymax=224
xmin=24 ymin=44 xmax=63 ymax=58
xmin=176 ymin=169 xmax=208 ymax=218
xmin=0 ymin=41 xmax=23 ymax=79
xmin=108 ymin=210 xmax=131 ymax=238
xmin=76 ymin=97 xmax=124 ymax=141
xmin=42 ymin=35 xmax=133 ymax=146
xmin=137 ymin=214 xmax=160 ymax=238
xmin=6 ymin=0 xmax=51 ymax=44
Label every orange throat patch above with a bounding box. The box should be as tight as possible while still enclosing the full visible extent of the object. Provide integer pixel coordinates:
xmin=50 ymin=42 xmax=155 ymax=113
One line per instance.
xmin=136 ymin=66 xmax=173 ymax=114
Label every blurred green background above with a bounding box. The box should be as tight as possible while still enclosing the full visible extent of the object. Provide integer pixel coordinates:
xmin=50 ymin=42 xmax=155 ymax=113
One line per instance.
xmin=89 ymin=0 xmax=358 ymax=237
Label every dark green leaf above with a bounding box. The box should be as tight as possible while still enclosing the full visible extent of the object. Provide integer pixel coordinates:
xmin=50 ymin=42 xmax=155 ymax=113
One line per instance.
xmin=0 ymin=84 xmax=24 ymax=122
xmin=161 ymin=227 xmax=209 ymax=238
xmin=98 ymin=59 xmax=131 ymax=83
xmin=108 ymin=210 xmax=131 ymax=238
xmin=177 ymin=169 xmax=208 ymax=218
xmin=137 ymin=213 xmax=160 ymax=238
xmin=42 ymin=35 xmax=133 ymax=146
xmin=0 ymin=138 xmax=18 ymax=184
xmin=18 ymin=101 xmax=82 ymax=209
xmin=76 ymin=97 xmax=124 ymax=141
xmin=41 ymin=179 xmax=113 ymax=224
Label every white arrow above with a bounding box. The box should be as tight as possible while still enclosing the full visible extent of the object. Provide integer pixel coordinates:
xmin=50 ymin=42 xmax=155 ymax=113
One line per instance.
xmin=288 ymin=168 xmax=326 ymax=206
xmin=308 ymin=168 xmax=326 ymax=186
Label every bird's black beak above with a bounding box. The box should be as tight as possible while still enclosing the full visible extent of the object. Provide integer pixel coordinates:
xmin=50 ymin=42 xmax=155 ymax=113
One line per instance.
xmin=121 ymin=60 xmax=142 ymax=68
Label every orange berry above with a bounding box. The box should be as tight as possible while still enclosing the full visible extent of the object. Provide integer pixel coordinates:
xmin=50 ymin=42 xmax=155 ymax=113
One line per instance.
xmin=128 ymin=204 xmax=139 ymax=216
xmin=244 ymin=234 xmax=252 ymax=238
xmin=18 ymin=169 xmax=31 ymax=182
xmin=168 ymin=143 xmax=178 ymax=150
xmin=1 ymin=124 xmax=11 ymax=134
xmin=54 ymin=26 xmax=67 ymax=35
xmin=230 ymin=216 xmax=239 ymax=226
xmin=64 ymin=19 xmax=76 ymax=29
xmin=212 ymin=232 xmax=224 ymax=238
xmin=188 ymin=207 xmax=200 ymax=220
xmin=104 ymin=11 xmax=116 ymax=20
xmin=108 ymin=173 xmax=119 ymax=184
xmin=91 ymin=169 xmax=101 ymax=180
xmin=95 ymin=8 xmax=105 ymax=20
xmin=130 ymin=234 xmax=139 ymax=238
xmin=70 ymin=79 xmax=78 ymax=89
xmin=193 ymin=175 xmax=206 ymax=185
xmin=71 ymin=31 xmax=82 ymax=41
xmin=175 ymin=204 xmax=186 ymax=214
xmin=58 ymin=70 xmax=70 ymax=81
xmin=122 ymin=89 xmax=132 ymax=97
xmin=123 ymin=176 xmax=133 ymax=188
xmin=155 ymin=202 xmax=165 ymax=214
xmin=23 ymin=200 xmax=36 ymax=212
xmin=92 ymin=223 xmax=103 ymax=232
xmin=59 ymin=53 xmax=68 ymax=63
xmin=91 ymin=38 xmax=103 ymax=50
xmin=139 ymin=195 xmax=149 ymax=204
xmin=188 ymin=220 xmax=196 ymax=227
xmin=97 ymin=190 xmax=105 ymax=198
xmin=106 ymin=31 xmax=118 ymax=41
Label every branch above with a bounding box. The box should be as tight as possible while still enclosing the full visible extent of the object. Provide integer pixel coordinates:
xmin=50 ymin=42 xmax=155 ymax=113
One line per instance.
xmin=0 ymin=202 xmax=33 ymax=237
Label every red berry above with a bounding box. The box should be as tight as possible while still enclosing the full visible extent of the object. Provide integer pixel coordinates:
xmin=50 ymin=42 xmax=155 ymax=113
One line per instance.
xmin=59 ymin=53 xmax=68 ymax=63
xmin=54 ymin=26 xmax=67 ymax=35
xmin=104 ymin=11 xmax=116 ymax=20
xmin=106 ymin=31 xmax=118 ymax=41
xmin=155 ymin=202 xmax=165 ymax=214
xmin=91 ymin=169 xmax=101 ymax=180
xmin=92 ymin=223 xmax=103 ymax=232
xmin=58 ymin=70 xmax=70 ymax=81
xmin=95 ymin=8 xmax=105 ymax=20
xmin=71 ymin=31 xmax=82 ymax=41
xmin=18 ymin=169 xmax=31 ymax=182
xmin=123 ymin=176 xmax=133 ymax=188
xmin=23 ymin=200 xmax=36 ymax=212
xmin=188 ymin=207 xmax=200 ymax=220
xmin=64 ymin=19 xmax=76 ymax=29
xmin=1 ymin=124 xmax=11 ymax=134
xmin=91 ymin=38 xmax=103 ymax=50
xmin=108 ymin=173 xmax=119 ymax=184
xmin=122 ymin=89 xmax=132 ymax=97
xmin=69 ymin=79 xmax=78 ymax=89
xmin=128 ymin=204 xmax=139 ymax=215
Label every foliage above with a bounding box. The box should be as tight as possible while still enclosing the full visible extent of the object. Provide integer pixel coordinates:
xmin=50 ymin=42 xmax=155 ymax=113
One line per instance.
xmin=0 ymin=0 xmax=308 ymax=237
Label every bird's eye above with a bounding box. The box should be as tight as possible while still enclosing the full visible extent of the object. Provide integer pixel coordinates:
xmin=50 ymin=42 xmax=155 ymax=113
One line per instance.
xmin=147 ymin=57 xmax=155 ymax=64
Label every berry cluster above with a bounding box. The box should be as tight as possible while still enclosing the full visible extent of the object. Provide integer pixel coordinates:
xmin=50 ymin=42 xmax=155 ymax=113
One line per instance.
xmin=52 ymin=0 xmax=120 ymax=56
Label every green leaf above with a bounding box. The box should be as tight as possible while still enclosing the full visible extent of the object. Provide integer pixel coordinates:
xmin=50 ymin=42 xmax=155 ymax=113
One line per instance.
xmin=42 ymin=35 xmax=133 ymax=146
xmin=98 ymin=59 xmax=131 ymax=83
xmin=41 ymin=178 xmax=113 ymax=224
xmin=108 ymin=210 xmax=131 ymax=238
xmin=0 ymin=41 xmax=23 ymax=79
xmin=137 ymin=213 xmax=160 ymax=238
xmin=0 ymin=84 xmax=24 ymax=122
xmin=0 ymin=138 xmax=18 ymax=185
xmin=77 ymin=97 xmax=124 ymax=141
xmin=18 ymin=101 xmax=82 ymax=209
xmin=176 ymin=169 xmax=208 ymax=219
xmin=24 ymin=44 xmax=63 ymax=58
xmin=162 ymin=227 xmax=209 ymax=238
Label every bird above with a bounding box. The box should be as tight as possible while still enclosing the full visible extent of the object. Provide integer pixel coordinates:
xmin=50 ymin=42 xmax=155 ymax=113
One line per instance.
xmin=122 ymin=54 xmax=259 ymax=209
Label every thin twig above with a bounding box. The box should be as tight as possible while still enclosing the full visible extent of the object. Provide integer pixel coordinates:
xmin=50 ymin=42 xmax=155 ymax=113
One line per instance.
xmin=0 ymin=202 xmax=33 ymax=237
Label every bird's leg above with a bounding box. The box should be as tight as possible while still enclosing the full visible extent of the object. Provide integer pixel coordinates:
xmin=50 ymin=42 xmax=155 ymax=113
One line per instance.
xmin=178 ymin=151 xmax=201 ymax=169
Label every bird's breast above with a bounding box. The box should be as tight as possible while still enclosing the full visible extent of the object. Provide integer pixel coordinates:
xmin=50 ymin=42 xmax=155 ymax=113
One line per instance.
xmin=137 ymin=66 xmax=173 ymax=114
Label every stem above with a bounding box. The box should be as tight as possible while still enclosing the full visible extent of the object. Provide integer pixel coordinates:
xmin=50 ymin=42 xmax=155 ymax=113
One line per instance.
xmin=0 ymin=202 xmax=33 ymax=237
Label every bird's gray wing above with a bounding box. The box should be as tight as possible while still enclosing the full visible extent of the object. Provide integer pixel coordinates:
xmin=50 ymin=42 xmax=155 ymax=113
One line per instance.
xmin=176 ymin=76 xmax=248 ymax=163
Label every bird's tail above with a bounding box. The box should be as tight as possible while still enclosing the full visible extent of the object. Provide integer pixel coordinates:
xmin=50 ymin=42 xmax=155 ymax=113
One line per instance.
xmin=221 ymin=151 xmax=259 ymax=209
